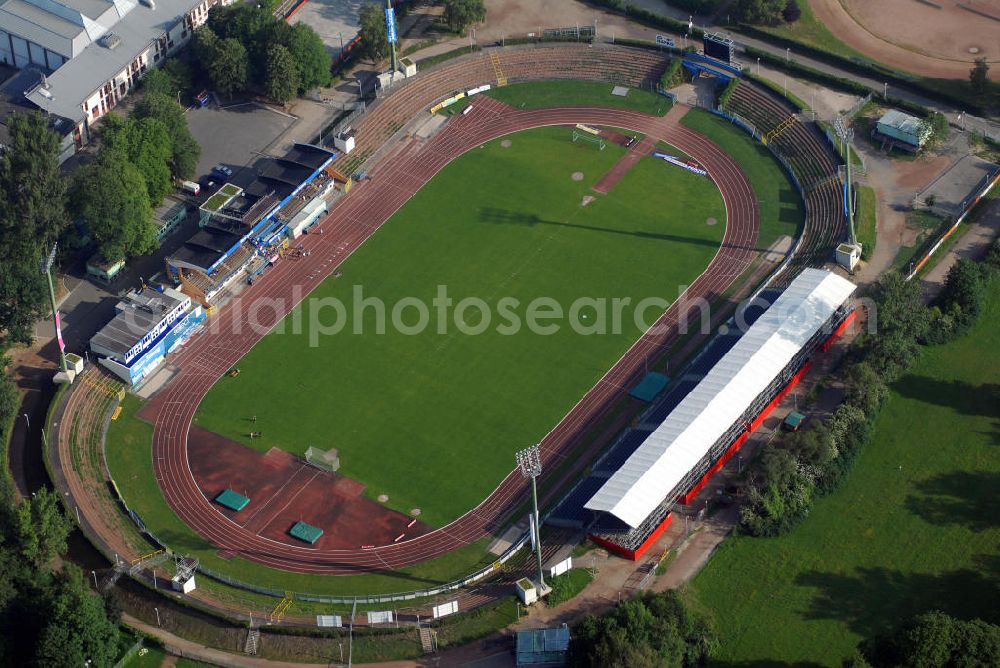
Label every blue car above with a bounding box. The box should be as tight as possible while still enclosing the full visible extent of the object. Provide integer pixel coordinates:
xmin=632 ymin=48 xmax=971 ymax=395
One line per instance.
xmin=211 ymin=164 xmax=233 ymax=180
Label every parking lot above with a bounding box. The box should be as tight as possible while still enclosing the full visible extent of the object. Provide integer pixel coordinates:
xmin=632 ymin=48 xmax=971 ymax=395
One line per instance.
xmin=290 ymin=0 xmax=361 ymax=55
xmin=185 ymin=101 xmax=297 ymax=186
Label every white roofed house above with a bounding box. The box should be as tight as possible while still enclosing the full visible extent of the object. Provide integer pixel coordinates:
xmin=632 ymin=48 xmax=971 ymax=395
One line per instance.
xmin=0 ymin=0 xmax=231 ymax=159
xmin=578 ymin=269 xmax=857 ymax=559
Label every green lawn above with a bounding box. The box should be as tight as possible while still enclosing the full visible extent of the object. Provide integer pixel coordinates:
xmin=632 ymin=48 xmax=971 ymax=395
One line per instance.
xmin=856 ymin=185 xmax=877 ymax=260
xmin=545 ymin=568 xmax=594 ymax=606
xmin=195 ymin=126 xmax=724 ymax=527
xmin=690 ymin=279 xmax=1000 ymax=664
xmin=485 ymin=80 xmax=671 ymax=116
xmin=680 ymin=108 xmax=803 ymax=248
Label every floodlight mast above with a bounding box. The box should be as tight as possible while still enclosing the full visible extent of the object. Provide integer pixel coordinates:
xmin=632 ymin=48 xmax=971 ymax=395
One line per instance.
xmin=41 ymin=243 xmax=68 ymax=374
xmin=385 ymin=0 xmax=397 ymax=74
xmin=834 ymin=116 xmax=857 ymax=246
xmin=516 ymin=444 xmax=545 ymax=587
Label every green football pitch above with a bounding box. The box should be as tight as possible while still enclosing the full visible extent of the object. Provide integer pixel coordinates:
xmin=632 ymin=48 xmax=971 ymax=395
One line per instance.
xmin=194 ymin=126 xmax=726 ymax=527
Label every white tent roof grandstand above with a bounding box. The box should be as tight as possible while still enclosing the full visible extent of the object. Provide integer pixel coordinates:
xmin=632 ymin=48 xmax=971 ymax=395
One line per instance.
xmin=585 ymin=268 xmax=856 ymax=528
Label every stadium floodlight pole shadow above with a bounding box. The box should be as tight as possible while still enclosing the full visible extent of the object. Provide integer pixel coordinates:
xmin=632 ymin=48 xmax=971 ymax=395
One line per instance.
xmin=41 ymin=243 xmax=68 ymax=375
xmin=516 ymin=444 xmax=545 ymax=587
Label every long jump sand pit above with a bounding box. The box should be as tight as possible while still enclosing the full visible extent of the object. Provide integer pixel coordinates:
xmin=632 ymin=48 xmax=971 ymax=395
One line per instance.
xmin=188 ymin=426 xmax=432 ymax=551
xmin=812 ymin=0 xmax=1000 ymax=79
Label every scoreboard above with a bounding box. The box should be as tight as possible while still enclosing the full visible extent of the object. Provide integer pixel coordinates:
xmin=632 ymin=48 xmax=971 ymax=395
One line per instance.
xmin=703 ymin=32 xmax=735 ymax=64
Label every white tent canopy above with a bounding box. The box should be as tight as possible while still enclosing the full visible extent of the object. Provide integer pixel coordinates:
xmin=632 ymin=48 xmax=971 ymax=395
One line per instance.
xmin=585 ymin=268 xmax=856 ymax=528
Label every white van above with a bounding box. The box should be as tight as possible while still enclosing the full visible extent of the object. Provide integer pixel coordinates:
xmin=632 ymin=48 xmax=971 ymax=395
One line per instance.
xmin=179 ymin=180 xmax=201 ymax=195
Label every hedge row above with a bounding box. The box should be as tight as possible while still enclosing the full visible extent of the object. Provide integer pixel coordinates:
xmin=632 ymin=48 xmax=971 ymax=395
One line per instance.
xmin=659 ymin=58 xmax=685 ymax=90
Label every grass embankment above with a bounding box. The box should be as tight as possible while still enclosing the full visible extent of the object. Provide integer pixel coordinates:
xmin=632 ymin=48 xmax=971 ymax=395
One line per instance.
xmin=196 ymin=126 xmax=724 ymax=527
xmin=691 ymin=278 xmax=1000 ymax=664
xmin=486 ymin=80 xmax=671 ymax=116
xmin=856 ymin=185 xmax=877 ymax=260
xmin=681 ymin=108 xmax=804 ymax=247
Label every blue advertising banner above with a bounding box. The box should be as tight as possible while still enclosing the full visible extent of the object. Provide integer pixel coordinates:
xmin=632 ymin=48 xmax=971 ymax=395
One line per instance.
xmin=385 ymin=7 xmax=397 ymax=44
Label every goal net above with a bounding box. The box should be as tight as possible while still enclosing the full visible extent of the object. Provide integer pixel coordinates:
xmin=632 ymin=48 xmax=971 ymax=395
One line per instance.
xmin=305 ymin=446 xmax=340 ymax=473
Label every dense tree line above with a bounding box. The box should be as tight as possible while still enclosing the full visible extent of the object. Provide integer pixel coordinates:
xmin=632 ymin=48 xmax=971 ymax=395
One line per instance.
xmin=567 ymin=590 xmax=715 ymax=667
xmin=0 ymin=113 xmax=70 ymax=348
xmin=69 ymin=86 xmax=200 ymax=263
xmin=191 ymin=0 xmax=331 ymax=103
xmin=739 ymin=245 xmax=1000 ymax=538
xmin=853 ymin=611 xmax=1000 ymax=667
xmin=0 ymin=378 xmax=121 ymax=668
xmin=733 ymin=0 xmax=801 ymax=24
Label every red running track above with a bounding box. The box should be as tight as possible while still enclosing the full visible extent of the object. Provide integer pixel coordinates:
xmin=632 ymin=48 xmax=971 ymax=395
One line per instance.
xmin=144 ymin=99 xmax=760 ymax=574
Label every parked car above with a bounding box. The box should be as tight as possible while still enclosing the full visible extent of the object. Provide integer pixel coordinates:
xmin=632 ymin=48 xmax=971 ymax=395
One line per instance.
xmin=211 ymin=164 xmax=233 ymax=180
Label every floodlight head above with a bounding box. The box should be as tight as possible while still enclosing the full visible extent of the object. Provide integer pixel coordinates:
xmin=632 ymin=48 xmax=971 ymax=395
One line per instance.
xmin=833 ymin=116 xmax=854 ymax=144
xmin=40 ymin=243 xmax=57 ymax=273
xmin=515 ymin=444 xmax=542 ymax=478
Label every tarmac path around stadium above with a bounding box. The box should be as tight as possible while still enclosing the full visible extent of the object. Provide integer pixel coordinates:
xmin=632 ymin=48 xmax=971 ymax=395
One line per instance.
xmin=140 ymin=97 xmax=762 ymax=575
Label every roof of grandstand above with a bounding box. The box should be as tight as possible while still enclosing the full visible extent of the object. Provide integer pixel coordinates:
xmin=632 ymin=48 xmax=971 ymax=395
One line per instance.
xmin=169 ymin=228 xmax=244 ymax=273
xmin=585 ymin=269 xmax=856 ymax=528
xmin=89 ymin=288 xmax=187 ymax=358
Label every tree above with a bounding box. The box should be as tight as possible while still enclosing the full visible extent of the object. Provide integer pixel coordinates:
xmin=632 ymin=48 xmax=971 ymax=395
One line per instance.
xmin=739 ymin=446 xmax=814 ymax=536
xmin=568 ymin=591 xmax=715 ymax=667
xmin=443 ymin=0 xmax=486 ymax=33
xmin=287 ymin=23 xmax=332 ymax=91
xmin=969 ymin=57 xmax=990 ymax=99
xmin=845 ymin=362 xmax=889 ymax=417
xmin=865 ymin=611 xmax=1000 ymax=667
xmin=735 ymin=0 xmax=786 ymax=24
xmin=101 ymin=113 xmax=174 ymax=205
xmin=869 ymin=271 xmax=929 ymax=341
xmin=162 ymin=59 xmax=194 ymax=98
xmin=782 ymin=0 xmax=801 ymax=22
xmin=15 ymin=489 xmax=71 ymax=566
xmin=359 ymin=2 xmax=395 ymax=63
xmin=865 ymin=331 xmax=921 ymax=382
xmin=938 ymin=259 xmax=984 ymax=328
xmin=72 ymin=153 xmax=156 ymax=262
xmin=264 ymin=44 xmax=299 ymax=104
xmin=0 ymin=112 xmax=69 ymax=347
xmin=141 ymin=68 xmax=176 ymax=98
xmin=142 ymin=61 xmax=194 ymax=101
xmin=134 ymin=92 xmax=201 ymax=180
xmin=34 ymin=566 xmax=120 ymax=668
xmin=208 ymin=2 xmax=280 ymax=81
xmin=191 ymin=25 xmax=220 ymax=68
xmin=210 ymin=38 xmax=249 ymax=97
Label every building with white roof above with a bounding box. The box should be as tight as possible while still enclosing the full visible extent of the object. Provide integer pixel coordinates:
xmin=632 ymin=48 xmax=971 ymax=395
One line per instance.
xmin=578 ymin=268 xmax=856 ymax=558
xmin=1 ymin=0 xmax=228 ymax=152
